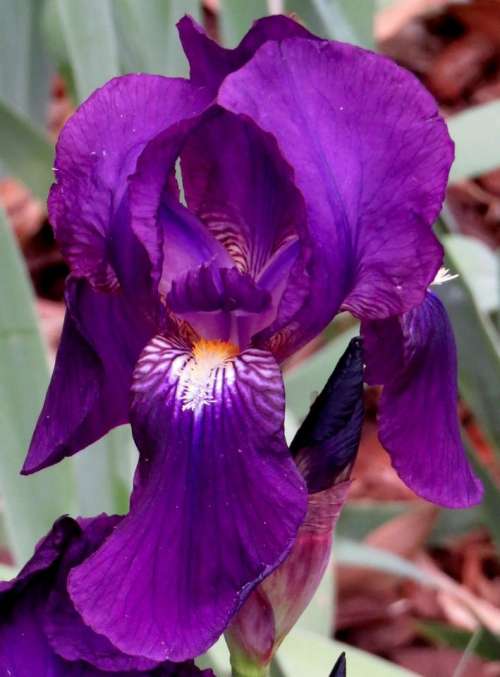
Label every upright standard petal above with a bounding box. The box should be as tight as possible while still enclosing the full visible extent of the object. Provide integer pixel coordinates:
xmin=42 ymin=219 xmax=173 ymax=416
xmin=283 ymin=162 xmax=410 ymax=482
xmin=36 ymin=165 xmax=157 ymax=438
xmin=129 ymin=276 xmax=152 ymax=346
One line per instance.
xmin=177 ymin=15 xmax=315 ymax=90
xmin=23 ymin=277 xmax=153 ymax=473
xmin=49 ymin=74 xmax=211 ymax=290
xmin=218 ymin=39 xmax=453 ymax=349
xmin=129 ymin=109 xmax=308 ymax=348
xmin=69 ymin=335 xmax=307 ymax=662
xmin=180 ymin=109 xmax=309 ymax=343
xmin=181 ymin=109 xmax=305 ymax=280
xmin=362 ymin=292 xmax=483 ymax=507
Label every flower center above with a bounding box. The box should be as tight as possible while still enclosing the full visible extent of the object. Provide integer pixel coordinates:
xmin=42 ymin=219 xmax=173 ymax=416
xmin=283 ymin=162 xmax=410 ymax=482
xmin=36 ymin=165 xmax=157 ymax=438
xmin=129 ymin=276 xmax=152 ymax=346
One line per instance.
xmin=180 ymin=338 xmax=239 ymax=412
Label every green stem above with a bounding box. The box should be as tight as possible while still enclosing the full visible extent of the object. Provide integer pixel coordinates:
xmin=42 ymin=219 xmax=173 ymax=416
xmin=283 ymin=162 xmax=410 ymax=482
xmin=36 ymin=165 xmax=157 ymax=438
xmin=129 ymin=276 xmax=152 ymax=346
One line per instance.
xmin=231 ymin=665 xmax=270 ymax=677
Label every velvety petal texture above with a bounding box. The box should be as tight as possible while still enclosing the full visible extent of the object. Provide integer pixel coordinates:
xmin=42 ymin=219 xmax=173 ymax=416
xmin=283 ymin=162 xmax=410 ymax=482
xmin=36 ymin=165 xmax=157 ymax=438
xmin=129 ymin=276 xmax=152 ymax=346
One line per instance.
xmin=362 ymin=292 xmax=483 ymax=507
xmin=49 ymin=74 xmax=210 ymax=290
xmin=218 ymin=38 xmax=453 ymax=352
xmin=0 ymin=516 xmax=210 ymax=676
xmin=69 ymin=335 xmax=307 ymax=662
xmin=23 ymin=277 xmax=153 ymax=473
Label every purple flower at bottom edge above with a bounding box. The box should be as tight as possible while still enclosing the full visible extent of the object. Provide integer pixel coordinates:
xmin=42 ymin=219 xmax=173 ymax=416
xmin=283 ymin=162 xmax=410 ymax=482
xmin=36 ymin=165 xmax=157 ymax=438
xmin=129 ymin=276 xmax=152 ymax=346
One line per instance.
xmin=0 ymin=515 xmax=212 ymax=676
xmin=22 ymin=13 xmax=481 ymax=664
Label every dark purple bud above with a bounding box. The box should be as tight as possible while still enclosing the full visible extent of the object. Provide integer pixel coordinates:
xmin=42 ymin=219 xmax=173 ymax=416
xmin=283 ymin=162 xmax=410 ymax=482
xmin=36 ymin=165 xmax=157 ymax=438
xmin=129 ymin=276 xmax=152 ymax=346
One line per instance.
xmin=330 ymin=652 xmax=347 ymax=677
xmin=291 ymin=337 xmax=364 ymax=492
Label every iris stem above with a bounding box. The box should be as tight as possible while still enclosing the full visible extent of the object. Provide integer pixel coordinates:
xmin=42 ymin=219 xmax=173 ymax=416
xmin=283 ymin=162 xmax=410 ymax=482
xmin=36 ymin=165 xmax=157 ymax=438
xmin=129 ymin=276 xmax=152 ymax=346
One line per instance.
xmin=231 ymin=666 xmax=270 ymax=677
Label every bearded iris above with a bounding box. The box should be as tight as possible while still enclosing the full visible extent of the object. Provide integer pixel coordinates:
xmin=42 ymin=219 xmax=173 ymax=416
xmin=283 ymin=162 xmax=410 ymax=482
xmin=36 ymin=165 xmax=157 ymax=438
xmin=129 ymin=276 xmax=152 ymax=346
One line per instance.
xmin=22 ymin=13 xmax=482 ymax=664
xmin=0 ymin=515 xmax=212 ymax=676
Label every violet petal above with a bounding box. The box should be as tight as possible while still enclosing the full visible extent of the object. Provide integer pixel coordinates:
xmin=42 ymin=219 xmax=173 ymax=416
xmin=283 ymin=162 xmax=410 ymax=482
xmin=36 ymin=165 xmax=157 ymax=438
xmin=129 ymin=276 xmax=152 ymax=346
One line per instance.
xmin=50 ymin=74 xmax=211 ymax=291
xmin=68 ymin=335 xmax=307 ymax=661
xmin=218 ymin=38 xmax=453 ymax=352
xmin=362 ymin=292 xmax=483 ymax=507
xmin=23 ymin=277 xmax=153 ymax=473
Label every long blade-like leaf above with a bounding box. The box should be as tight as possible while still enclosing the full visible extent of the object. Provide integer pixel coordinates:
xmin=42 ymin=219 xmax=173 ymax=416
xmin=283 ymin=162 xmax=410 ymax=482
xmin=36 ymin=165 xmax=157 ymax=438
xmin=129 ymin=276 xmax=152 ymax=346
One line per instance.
xmin=286 ymin=0 xmax=375 ymax=48
xmin=112 ymin=0 xmax=200 ymax=76
xmin=0 ymin=99 xmax=53 ymax=200
xmin=219 ymin=0 xmax=268 ymax=46
xmin=0 ymin=209 xmax=76 ymax=564
xmin=448 ymin=101 xmax=500 ymax=182
xmin=55 ymin=0 xmax=120 ymax=102
xmin=0 ymin=0 xmax=52 ymax=124
xmin=434 ymin=240 xmax=500 ymax=454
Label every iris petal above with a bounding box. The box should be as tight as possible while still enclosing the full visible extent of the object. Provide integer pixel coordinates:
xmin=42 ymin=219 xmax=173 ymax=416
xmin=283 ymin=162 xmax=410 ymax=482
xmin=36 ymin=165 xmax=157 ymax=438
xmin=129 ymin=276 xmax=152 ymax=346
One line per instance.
xmin=362 ymin=292 xmax=483 ymax=507
xmin=68 ymin=335 xmax=306 ymax=661
xmin=23 ymin=278 xmax=153 ymax=473
xmin=0 ymin=516 xmax=209 ymax=676
xmin=49 ymin=74 xmax=210 ymax=290
xmin=180 ymin=109 xmax=305 ymax=279
xmin=218 ymin=38 xmax=453 ymax=352
xmin=177 ymin=15 xmax=315 ymax=90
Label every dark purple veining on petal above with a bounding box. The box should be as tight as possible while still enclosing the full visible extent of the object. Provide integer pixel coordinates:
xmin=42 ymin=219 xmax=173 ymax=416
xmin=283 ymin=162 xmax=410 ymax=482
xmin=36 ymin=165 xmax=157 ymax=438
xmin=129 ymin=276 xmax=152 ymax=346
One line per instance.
xmin=69 ymin=335 xmax=307 ymax=662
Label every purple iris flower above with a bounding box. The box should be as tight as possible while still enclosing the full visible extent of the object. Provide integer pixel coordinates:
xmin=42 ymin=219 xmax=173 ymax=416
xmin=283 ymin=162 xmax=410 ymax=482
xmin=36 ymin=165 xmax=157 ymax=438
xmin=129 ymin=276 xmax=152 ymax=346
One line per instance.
xmin=0 ymin=515 xmax=213 ymax=676
xmin=225 ymin=340 xmax=363 ymax=672
xmin=22 ymin=13 xmax=482 ymax=663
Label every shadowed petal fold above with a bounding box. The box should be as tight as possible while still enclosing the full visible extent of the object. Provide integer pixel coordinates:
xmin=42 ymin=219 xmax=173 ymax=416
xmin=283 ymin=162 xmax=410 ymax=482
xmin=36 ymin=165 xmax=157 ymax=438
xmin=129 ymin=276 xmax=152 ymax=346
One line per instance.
xmin=68 ymin=336 xmax=307 ymax=662
xmin=362 ymin=292 xmax=483 ymax=507
xmin=218 ymin=39 xmax=453 ymax=350
xmin=49 ymin=74 xmax=210 ymax=290
xmin=23 ymin=278 xmax=154 ymax=474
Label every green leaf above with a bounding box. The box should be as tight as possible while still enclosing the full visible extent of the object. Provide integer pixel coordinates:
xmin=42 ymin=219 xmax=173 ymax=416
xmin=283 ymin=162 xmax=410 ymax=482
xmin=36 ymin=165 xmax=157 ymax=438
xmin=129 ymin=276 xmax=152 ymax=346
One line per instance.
xmin=434 ymin=240 xmax=500 ymax=454
xmin=417 ymin=621 xmax=500 ymax=662
xmin=201 ymin=630 xmax=416 ymax=676
xmin=466 ymin=450 xmax=500 ymax=552
xmin=338 ymin=501 xmax=483 ymax=546
xmin=448 ymin=101 xmax=500 ymax=182
xmin=55 ymin=0 xmax=120 ymax=102
xmin=286 ymin=0 xmax=375 ymax=48
xmin=0 ymin=208 xmax=76 ymax=564
xmin=335 ymin=539 xmax=441 ymax=588
xmin=74 ymin=426 xmax=136 ymax=516
xmin=0 ymin=0 xmax=52 ymax=124
xmin=112 ymin=0 xmax=200 ymax=76
xmin=442 ymin=234 xmax=499 ymax=315
xmin=337 ymin=501 xmax=410 ymax=541
xmin=284 ymin=321 xmax=360 ymax=424
xmin=219 ymin=0 xmax=268 ymax=46
xmin=0 ymin=99 xmax=53 ymax=200
xmin=279 ymin=630 xmax=415 ymax=676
